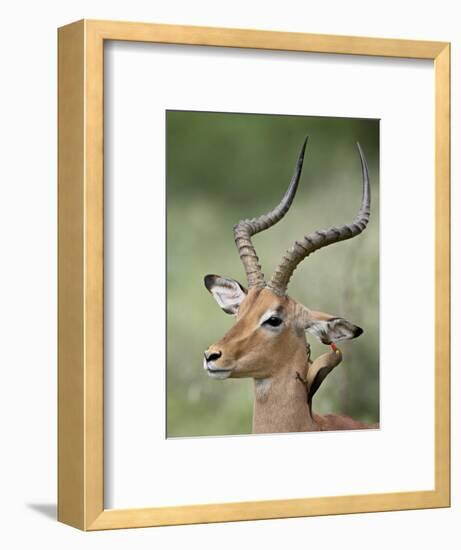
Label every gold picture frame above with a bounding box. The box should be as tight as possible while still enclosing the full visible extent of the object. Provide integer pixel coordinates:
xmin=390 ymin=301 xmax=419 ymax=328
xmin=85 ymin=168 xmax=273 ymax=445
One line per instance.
xmin=58 ymin=19 xmax=450 ymax=530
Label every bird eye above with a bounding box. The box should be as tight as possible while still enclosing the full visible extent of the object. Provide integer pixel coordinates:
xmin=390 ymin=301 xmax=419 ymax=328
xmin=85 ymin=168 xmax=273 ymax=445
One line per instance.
xmin=263 ymin=316 xmax=283 ymax=328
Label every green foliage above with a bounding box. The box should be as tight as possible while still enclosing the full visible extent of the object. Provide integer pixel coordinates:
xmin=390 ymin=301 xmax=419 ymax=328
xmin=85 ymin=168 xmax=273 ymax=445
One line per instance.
xmin=166 ymin=110 xmax=380 ymax=437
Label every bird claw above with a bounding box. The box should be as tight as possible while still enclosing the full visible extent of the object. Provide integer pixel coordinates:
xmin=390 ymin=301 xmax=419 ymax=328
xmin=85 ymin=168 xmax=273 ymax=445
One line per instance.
xmin=295 ymin=371 xmax=308 ymax=387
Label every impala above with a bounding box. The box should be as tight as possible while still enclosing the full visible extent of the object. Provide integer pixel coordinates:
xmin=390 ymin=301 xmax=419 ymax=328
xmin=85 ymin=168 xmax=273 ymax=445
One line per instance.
xmin=203 ymin=137 xmax=377 ymax=433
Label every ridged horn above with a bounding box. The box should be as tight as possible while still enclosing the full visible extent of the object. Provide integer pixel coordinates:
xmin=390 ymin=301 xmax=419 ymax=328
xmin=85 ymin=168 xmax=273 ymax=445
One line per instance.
xmin=233 ymin=137 xmax=309 ymax=288
xmin=267 ymin=142 xmax=371 ymax=295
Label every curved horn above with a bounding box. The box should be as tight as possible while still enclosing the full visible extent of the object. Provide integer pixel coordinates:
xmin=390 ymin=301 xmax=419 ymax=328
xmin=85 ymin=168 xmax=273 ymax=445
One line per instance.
xmin=233 ymin=137 xmax=309 ymax=288
xmin=267 ymin=142 xmax=371 ymax=295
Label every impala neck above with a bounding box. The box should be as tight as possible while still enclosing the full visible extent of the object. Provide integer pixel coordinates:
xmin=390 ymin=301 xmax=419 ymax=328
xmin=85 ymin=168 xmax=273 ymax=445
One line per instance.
xmin=252 ymin=348 xmax=317 ymax=434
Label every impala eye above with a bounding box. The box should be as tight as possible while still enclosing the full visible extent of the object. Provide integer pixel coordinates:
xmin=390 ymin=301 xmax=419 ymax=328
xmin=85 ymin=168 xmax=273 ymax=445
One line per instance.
xmin=263 ymin=316 xmax=283 ymax=328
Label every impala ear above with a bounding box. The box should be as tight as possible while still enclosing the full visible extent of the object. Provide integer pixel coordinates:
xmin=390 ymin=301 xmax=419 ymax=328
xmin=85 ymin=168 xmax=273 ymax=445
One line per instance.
xmin=304 ymin=309 xmax=363 ymax=345
xmin=204 ymin=274 xmax=247 ymax=315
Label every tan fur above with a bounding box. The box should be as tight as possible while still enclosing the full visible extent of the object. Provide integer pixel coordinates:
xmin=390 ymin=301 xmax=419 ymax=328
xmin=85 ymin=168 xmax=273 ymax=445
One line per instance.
xmin=205 ymin=287 xmax=377 ymax=434
xmin=205 ymin=139 xmax=373 ymax=432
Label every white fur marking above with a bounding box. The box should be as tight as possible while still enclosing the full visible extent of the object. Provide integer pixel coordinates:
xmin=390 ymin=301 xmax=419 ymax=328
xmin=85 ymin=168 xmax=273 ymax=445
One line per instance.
xmin=255 ymin=378 xmax=272 ymax=402
xmin=259 ymin=310 xmax=279 ymax=326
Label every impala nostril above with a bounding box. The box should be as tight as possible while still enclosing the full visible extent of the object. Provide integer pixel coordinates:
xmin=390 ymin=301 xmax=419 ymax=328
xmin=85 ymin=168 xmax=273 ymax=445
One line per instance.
xmin=205 ymin=351 xmax=222 ymax=362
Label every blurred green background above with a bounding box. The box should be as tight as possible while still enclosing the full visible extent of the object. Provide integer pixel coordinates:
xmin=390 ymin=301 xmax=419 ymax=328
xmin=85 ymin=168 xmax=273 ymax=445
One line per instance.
xmin=166 ymin=110 xmax=379 ymax=437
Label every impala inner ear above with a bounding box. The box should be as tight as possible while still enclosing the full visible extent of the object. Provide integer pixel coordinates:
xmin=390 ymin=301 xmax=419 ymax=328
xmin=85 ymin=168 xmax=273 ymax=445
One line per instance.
xmin=204 ymin=274 xmax=247 ymax=315
xmin=305 ymin=317 xmax=363 ymax=345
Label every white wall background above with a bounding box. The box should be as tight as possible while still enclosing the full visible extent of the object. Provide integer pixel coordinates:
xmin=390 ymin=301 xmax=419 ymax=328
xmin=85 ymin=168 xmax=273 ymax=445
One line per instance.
xmin=0 ymin=1 xmax=458 ymax=548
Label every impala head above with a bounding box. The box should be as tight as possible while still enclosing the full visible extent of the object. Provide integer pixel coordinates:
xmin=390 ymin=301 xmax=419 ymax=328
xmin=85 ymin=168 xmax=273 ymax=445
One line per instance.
xmin=203 ymin=138 xmax=370 ymax=381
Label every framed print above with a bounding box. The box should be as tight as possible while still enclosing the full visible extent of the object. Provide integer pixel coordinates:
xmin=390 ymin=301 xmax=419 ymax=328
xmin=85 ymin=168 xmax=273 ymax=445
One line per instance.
xmin=58 ymin=20 xmax=450 ymax=530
